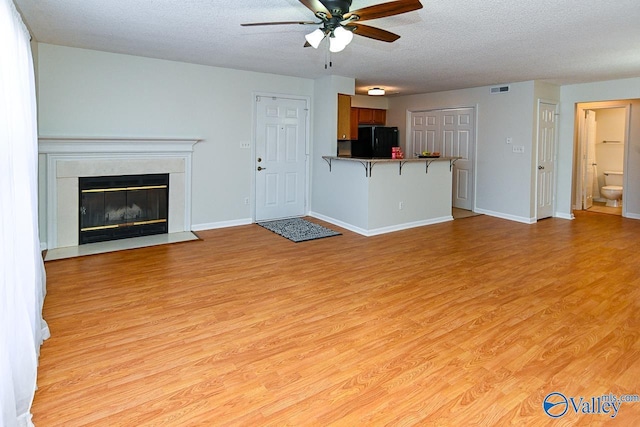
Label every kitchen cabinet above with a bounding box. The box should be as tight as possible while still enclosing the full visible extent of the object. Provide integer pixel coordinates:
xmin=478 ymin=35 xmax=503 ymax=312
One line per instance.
xmin=337 ymin=94 xmax=351 ymax=141
xmin=350 ymin=107 xmax=359 ymax=140
xmin=357 ymin=108 xmax=386 ymax=125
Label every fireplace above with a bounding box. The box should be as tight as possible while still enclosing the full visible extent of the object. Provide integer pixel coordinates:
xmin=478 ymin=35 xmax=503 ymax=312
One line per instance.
xmin=39 ymin=137 xmax=199 ymax=250
xmin=79 ymin=174 xmax=169 ymax=244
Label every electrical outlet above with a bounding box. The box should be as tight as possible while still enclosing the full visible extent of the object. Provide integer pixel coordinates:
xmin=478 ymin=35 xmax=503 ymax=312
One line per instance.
xmin=506 ymin=137 xmax=513 ymax=144
xmin=399 ymin=201 xmax=404 ymax=210
xmin=512 ymin=145 xmax=525 ymax=153
xmin=244 ymin=197 xmax=249 ymax=205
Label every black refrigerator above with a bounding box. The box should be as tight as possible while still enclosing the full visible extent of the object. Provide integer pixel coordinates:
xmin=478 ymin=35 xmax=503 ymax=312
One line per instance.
xmin=352 ymin=126 xmax=399 ymax=158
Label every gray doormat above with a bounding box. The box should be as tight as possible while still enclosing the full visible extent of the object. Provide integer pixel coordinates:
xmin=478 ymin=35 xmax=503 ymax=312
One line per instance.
xmin=257 ymin=217 xmax=341 ymax=243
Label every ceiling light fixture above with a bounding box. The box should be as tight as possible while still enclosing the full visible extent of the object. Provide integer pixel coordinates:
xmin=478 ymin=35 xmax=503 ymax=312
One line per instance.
xmin=368 ymin=87 xmax=385 ymax=96
xmin=329 ymin=26 xmax=354 ymax=53
xmin=306 ymin=26 xmax=354 ymax=52
xmin=305 ymin=28 xmax=325 ymax=49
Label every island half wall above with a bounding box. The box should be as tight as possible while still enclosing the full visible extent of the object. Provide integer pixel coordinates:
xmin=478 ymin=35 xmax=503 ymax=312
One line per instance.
xmin=312 ymin=157 xmax=455 ymax=236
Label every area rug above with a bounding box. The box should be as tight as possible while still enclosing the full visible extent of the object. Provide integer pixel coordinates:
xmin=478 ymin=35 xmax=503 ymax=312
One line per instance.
xmin=257 ymin=217 xmax=341 ymax=243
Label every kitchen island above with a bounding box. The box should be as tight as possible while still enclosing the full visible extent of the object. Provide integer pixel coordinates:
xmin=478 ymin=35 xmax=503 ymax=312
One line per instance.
xmin=312 ymin=156 xmax=459 ymax=236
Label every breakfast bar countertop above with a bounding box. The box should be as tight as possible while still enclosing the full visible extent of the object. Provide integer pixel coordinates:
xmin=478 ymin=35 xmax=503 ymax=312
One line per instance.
xmin=322 ymin=155 xmax=460 ymax=162
xmin=321 ymin=155 xmax=462 ymax=177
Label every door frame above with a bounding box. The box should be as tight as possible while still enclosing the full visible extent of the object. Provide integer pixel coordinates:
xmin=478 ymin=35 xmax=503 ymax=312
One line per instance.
xmin=535 ymin=99 xmax=559 ymax=220
xmin=574 ymin=100 xmax=631 ymax=216
xmin=406 ymin=106 xmax=478 ymax=211
xmin=251 ymin=92 xmax=311 ymax=222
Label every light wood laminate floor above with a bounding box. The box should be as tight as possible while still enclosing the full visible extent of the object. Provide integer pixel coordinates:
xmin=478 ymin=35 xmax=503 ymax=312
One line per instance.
xmin=34 ymin=211 xmax=640 ymax=426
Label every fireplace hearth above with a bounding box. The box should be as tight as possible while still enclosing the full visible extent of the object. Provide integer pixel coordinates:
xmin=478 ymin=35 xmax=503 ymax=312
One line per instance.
xmin=79 ymin=174 xmax=169 ymax=244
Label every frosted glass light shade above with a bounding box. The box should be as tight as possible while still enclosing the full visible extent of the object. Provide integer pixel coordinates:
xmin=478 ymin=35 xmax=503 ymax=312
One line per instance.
xmin=368 ymin=88 xmax=385 ymax=96
xmin=334 ymin=26 xmax=353 ymax=45
xmin=329 ymin=26 xmax=353 ymax=52
xmin=305 ymin=29 xmax=325 ymax=49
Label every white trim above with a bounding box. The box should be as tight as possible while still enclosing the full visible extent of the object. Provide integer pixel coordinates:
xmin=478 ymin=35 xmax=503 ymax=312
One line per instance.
xmin=554 ymin=212 xmax=575 ymax=220
xmin=309 ymin=211 xmax=453 ymax=236
xmin=474 ymin=208 xmax=536 ymax=224
xmin=39 ymin=136 xmax=199 ymax=154
xmin=191 ymin=218 xmax=253 ymax=231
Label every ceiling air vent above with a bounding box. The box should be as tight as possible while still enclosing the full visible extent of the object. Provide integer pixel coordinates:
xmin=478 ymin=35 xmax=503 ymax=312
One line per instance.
xmin=490 ymin=85 xmax=510 ymax=94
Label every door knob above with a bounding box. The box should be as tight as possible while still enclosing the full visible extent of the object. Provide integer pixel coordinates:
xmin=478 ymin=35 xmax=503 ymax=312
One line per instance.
xmin=538 ymin=165 xmax=545 ymax=170
xmin=257 ymin=166 xmax=266 ymax=171
xmin=257 ymin=157 xmax=262 ymax=163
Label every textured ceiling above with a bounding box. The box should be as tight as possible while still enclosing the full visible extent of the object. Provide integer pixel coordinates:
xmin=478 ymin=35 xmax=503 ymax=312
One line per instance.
xmin=14 ymin=0 xmax=640 ymax=96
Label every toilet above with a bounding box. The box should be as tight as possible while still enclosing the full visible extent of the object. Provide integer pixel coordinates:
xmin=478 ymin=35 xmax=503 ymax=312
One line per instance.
xmin=601 ymin=171 xmax=623 ymax=207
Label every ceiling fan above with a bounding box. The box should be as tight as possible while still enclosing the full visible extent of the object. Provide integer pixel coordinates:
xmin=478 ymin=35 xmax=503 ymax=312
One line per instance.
xmin=241 ymin=0 xmax=423 ymax=53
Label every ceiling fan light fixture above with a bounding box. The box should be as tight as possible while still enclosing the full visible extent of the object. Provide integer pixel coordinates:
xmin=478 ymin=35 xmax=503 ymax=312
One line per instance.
xmin=329 ymin=37 xmax=346 ymax=53
xmin=329 ymin=26 xmax=353 ymax=52
xmin=368 ymin=87 xmax=385 ymax=96
xmin=305 ymin=28 xmax=325 ymax=49
xmin=334 ymin=26 xmax=354 ymax=45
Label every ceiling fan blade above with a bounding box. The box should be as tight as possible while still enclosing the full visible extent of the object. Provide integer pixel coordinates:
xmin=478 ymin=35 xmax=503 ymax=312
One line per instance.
xmin=299 ymin=0 xmax=332 ymax=19
xmin=346 ymin=23 xmax=400 ymax=42
xmin=241 ymin=21 xmax=319 ymax=26
xmin=344 ymin=0 xmax=423 ymax=22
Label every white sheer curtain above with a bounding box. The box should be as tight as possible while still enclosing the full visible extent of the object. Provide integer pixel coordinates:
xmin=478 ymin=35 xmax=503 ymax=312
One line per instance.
xmin=0 ymin=1 xmax=49 ymax=426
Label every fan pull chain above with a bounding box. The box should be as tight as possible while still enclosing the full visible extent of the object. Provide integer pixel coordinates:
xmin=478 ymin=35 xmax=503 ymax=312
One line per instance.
xmin=324 ymin=43 xmax=332 ymax=69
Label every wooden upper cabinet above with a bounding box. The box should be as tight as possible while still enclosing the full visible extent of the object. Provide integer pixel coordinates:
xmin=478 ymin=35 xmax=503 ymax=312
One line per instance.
xmin=357 ymin=108 xmax=386 ymax=125
xmin=337 ymin=94 xmax=351 ymax=141
xmin=350 ymin=107 xmax=359 ymax=140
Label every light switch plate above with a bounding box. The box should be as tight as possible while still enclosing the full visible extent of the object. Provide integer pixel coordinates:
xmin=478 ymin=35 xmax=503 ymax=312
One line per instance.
xmin=512 ymin=145 xmax=525 ymax=153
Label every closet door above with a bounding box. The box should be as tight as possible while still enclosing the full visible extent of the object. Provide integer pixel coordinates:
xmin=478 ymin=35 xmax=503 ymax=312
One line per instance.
xmin=411 ymin=108 xmax=475 ymax=211
xmin=441 ymin=109 xmax=474 ymax=210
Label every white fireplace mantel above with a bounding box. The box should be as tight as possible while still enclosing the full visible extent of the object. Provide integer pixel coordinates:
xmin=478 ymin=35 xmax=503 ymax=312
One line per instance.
xmin=39 ymin=136 xmax=201 ymax=155
xmin=39 ymin=136 xmax=201 ymax=250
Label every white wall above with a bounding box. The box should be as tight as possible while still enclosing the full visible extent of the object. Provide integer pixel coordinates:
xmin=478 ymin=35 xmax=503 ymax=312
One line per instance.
xmin=387 ymin=81 xmax=560 ymax=222
xmin=594 ymin=108 xmax=626 ymax=193
xmin=36 ymin=44 xmax=315 ymax=237
xmin=559 ymin=77 xmax=640 ymax=219
xmin=310 ymin=75 xmax=356 ymax=221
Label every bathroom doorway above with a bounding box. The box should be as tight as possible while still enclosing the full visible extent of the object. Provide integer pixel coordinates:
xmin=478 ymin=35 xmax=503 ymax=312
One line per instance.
xmin=575 ymin=101 xmax=630 ymax=216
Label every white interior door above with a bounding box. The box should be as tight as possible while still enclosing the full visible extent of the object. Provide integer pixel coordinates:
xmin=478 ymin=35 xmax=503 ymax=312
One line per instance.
xmin=441 ymin=109 xmax=474 ymax=210
xmin=583 ymin=109 xmax=597 ymax=209
xmin=412 ymin=108 xmax=475 ymax=210
xmin=255 ymin=96 xmax=307 ymax=221
xmin=411 ymin=112 xmax=438 ymax=155
xmin=536 ymin=101 xmax=557 ymax=219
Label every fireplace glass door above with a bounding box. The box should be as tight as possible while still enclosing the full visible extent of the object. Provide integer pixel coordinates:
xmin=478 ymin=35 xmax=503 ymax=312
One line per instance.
xmin=79 ymin=174 xmax=169 ymax=244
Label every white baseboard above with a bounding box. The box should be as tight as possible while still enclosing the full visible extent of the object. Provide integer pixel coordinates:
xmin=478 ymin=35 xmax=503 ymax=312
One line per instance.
xmin=554 ymin=212 xmax=575 ymax=220
xmin=364 ymin=217 xmax=454 ymax=236
xmin=474 ymin=208 xmax=536 ymax=224
xmin=191 ymin=218 xmax=252 ymax=231
xmin=309 ymin=211 xmax=453 ymax=237
xmin=624 ymin=212 xmax=640 ymax=220
xmin=308 ymin=212 xmax=368 ymax=235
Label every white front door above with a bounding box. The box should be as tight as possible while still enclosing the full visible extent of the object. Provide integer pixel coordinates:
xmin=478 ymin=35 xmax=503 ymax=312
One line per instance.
xmin=411 ymin=108 xmax=475 ymax=210
xmin=536 ymin=101 xmax=557 ymax=219
xmin=255 ymin=96 xmax=308 ymax=221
